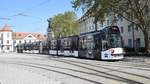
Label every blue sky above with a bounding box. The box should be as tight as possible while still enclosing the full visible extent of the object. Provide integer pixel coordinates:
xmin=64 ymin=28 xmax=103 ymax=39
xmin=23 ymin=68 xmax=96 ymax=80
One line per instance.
xmin=0 ymin=0 xmax=82 ymax=34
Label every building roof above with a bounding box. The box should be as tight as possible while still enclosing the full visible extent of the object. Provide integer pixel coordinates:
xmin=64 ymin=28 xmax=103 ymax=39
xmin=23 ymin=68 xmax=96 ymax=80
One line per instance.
xmin=0 ymin=24 xmax=12 ymax=32
xmin=13 ymin=32 xmax=47 ymax=41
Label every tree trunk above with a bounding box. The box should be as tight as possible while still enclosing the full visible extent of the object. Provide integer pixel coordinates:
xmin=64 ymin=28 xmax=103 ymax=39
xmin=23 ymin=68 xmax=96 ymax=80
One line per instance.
xmin=94 ymin=17 xmax=98 ymax=31
xmin=143 ymin=30 xmax=149 ymax=53
xmin=95 ymin=22 xmax=98 ymax=31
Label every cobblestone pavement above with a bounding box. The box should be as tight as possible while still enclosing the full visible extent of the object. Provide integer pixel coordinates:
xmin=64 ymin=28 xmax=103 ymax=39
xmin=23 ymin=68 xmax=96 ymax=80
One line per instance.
xmin=0 ymin=53 xmax=150 ymax=84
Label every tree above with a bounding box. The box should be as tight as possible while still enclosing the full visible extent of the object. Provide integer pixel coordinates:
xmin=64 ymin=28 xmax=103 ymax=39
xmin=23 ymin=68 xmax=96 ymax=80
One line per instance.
xmin=72 ymin=0 xmax=150 ymax=52
xmin=50 ymin=11 xmax=79 ymax=38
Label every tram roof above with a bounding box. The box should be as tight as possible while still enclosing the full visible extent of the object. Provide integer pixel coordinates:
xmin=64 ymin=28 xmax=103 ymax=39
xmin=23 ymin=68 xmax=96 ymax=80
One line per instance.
xmin=79 ymin=26 xmax=119 ymax=36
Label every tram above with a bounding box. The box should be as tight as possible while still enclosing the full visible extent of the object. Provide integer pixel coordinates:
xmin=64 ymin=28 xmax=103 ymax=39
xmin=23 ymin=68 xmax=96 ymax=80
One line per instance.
xmin=79 ymin=26 xmax=124 ymax=60
xmin=17 ymin=26 xmax=124 ymax=60
xmin=16 ymin=41 xmax=49 ymax=54
xmin=49 ymin=26 xmax=124 ymax=60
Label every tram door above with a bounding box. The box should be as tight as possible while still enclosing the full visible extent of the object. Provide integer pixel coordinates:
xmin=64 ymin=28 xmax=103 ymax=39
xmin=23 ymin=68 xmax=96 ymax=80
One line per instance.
xmin=94 ymin=34 xmax=102 ymax=59
xmin=101 ymin=40 xmax=111 ymax=59
xmin=102 ymin=40 xmax=108 ymax=51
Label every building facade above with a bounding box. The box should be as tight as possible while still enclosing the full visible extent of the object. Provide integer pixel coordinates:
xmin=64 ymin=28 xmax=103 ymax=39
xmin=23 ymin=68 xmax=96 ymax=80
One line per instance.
xmin=13 ymin=32 xmax=47 ymax=52
xmin=116 ymin=18 xmax=145 ymax=48
xmin=0 ymin=24 xmax=47 ymax=53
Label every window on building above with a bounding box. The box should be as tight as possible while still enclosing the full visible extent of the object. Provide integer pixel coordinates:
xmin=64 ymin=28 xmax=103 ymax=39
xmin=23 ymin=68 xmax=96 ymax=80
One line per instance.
xmin=91 ymin=25 xmax=93 ymax=29
xmin=7 ymin=47 xmax=10 ymax=50
xmin=107 ymin=20 xmax=109 ymax=25
xmin=7 ymin=33 xmax=9 ymax=38
xmin=136 ymin=38 xmax=141 ymax=48
xmin=19 ymin=40 xmax=21 ymax=44
xmin=121 ymin=26 xmax=124 ymax=33
xmin=29 ymin=40 xmax=31 ymax=43
xmin=7 ymin=40 xmax=9 ymax=44
xmin=1 ymin=34 xmax=3 ymax=38
xmin=14 ymin=40 xmax=16 ymax=44
xmin=128 ymin=39 xmax=132 ymax=47
xmin=92 ymin=25 xmax=94 ymax=29
xmin=128 ymin=25 xmax=131 ymax=32
xmin=24 ymin=40 xmax=27 ymax=44
xmin=144 ymin=5 xmax=149 ymax=15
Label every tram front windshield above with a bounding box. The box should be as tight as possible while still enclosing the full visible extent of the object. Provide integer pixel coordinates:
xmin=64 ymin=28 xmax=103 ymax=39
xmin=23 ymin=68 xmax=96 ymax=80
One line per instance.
xmin=109 ymin=33 xmax=122 ymax=48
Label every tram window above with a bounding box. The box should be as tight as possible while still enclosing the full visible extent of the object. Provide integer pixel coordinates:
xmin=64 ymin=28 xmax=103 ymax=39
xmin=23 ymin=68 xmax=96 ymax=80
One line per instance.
xmin=79 ymin=38 xmax=87 ymax=50
xmin=79 ymin=40 xmax=82 ymax=50
xmin=109 ymin=34 xmax=121 ymax=48
xmin=51 ymin=40 xmax=57 ymax=50
xmin=82 ymin=39 xmax=87 ymax=50
xmin=87 ymin=38 xmax=94 ymax=50
xmin=102 ymin=41 xmax=109 ymax=51
xmin=71 ymin=39 xmax=77 ymax=50
xmin=94 ymin=39 xmax=101 ymax=49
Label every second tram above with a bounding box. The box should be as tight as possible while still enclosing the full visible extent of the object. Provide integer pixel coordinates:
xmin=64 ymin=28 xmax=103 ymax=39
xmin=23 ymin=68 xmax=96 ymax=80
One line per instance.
xmin=49 ymin=35 xmax=79 ymax=57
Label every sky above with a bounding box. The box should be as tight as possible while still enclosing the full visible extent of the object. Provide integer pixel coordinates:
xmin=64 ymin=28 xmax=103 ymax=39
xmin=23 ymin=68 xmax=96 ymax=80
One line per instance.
xmin=0 ymin=0 xmax=82 ymax=34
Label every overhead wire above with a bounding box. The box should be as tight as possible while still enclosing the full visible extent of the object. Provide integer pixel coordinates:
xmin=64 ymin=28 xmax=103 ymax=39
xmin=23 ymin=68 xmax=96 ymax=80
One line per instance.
xmin=1 ymin=0 xmax=51 ymax=20
xmin=10 ymin=0 xmax=50 ymax=18
xmin=0 ymin=0 xmax=51 ymax=33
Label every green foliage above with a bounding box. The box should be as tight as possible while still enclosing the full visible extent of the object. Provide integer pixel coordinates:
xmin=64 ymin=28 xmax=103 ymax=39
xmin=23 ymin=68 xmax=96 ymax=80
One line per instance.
xmin=50 ymin=11 xmax=79 ymax=38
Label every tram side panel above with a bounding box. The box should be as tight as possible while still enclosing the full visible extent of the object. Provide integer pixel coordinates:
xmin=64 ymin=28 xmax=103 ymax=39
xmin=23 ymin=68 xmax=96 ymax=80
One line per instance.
xmin=58 ymin=38 xmax=70 ymax=56
xmin=78 ymin=33 xmax=102 ymax=60
xmin=49 ymin=40 xmax=58 ymax=55
xmin=56 ymin=36 xmax=79 ymax=57
xmin=39 ymin=41 xmax=49 ymax=54
xmin=70 ymin=36 xmax=79 ymax=57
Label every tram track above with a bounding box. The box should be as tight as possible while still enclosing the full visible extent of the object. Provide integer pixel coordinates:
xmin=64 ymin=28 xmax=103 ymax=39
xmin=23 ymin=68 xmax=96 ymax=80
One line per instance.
xmin=0 ymin=59 xmax=146 ymax=84
xmin=13 ymin=53 xmax=150 ymax=71
xmin=1 ymin=54 xmax=150 ymax=84
xmin=60 ymin=58 xmax=150 ymax=71
xmin=50 ymin=59 xmax=150 ymax=83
